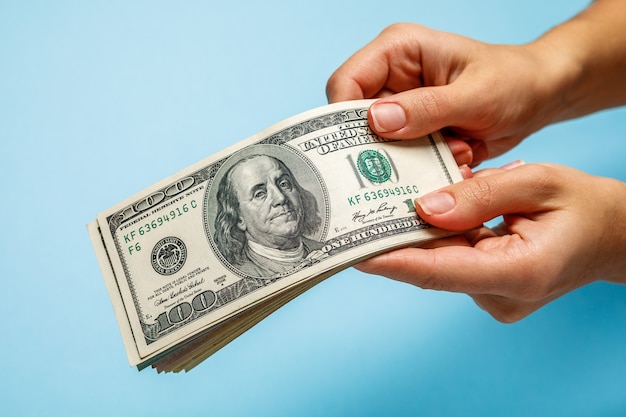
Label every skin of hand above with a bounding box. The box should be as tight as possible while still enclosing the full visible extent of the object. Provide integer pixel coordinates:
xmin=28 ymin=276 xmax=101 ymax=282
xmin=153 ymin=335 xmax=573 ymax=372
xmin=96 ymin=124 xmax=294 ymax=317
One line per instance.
xmin=326 ymin=1 xmax=626 ymax=167
xmin=326 ymin=22 xmax=563 ymax=165
xmin=328 ymin=0 xmax=626 ymax=322
xmin=354 ymin=162 xmax=626 ymax=323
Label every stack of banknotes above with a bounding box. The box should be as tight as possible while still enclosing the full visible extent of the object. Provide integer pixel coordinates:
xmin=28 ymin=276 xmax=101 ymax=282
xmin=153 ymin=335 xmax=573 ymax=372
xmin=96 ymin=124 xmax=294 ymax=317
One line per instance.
xmin=88 ymin=100 xmax=463 ymax=373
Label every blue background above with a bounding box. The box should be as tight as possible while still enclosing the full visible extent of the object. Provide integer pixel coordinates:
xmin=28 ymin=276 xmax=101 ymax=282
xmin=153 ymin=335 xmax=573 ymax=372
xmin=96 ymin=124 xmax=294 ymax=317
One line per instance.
xmin=2 ymin=1 xmax=625 ymax=416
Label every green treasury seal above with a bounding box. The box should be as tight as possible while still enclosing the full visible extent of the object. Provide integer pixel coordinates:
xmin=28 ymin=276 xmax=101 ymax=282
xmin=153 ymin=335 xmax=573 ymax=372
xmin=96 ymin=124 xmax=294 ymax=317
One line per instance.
xmin=356 ymin=149 xmax=393 ymax=184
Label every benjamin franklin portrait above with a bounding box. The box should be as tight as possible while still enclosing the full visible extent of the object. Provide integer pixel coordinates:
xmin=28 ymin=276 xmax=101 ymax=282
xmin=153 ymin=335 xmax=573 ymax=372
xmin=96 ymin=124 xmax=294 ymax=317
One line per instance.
xmin=209 ymin=148 xmax=327 ymax=278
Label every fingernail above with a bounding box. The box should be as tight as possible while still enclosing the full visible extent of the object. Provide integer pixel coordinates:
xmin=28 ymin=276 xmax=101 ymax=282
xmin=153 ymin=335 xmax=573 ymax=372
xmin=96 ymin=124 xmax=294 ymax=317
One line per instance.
xmin=500 ymin=160 xmax=525 ymax=170
xmin=416 ymin=192 xmax=456 ymax=215
xmin=459 ymin=164 xmax=473 ymax=179
xmin=370 ymin=102 xmax=406 ymax=132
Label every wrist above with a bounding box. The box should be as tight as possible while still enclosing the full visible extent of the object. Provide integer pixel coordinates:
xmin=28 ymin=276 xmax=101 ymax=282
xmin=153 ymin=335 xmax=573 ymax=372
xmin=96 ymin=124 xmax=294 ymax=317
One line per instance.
xmin=525 ymin=0 xmax=626 ymax=122
xmin=599 ymin=177 xmax=626 ymax=285
xmin=522 ymin=34 xmax=584 ymax=125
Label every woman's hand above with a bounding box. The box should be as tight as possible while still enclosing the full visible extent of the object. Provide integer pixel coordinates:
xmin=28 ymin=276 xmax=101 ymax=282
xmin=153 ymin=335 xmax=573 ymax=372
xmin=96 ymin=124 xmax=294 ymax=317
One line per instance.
xmin=355 ymin=163 xmax=626 ymax=322
xmin=326 ymin=23 xmax=572 ymax=166
xmin=327 ymin=0 xmax=626 ymax=166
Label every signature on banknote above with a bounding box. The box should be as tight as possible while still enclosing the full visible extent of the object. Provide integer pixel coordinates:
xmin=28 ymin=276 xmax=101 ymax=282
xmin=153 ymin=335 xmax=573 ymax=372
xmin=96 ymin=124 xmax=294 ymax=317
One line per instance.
xmin=352 ymin=202 xmax=399 ymax=224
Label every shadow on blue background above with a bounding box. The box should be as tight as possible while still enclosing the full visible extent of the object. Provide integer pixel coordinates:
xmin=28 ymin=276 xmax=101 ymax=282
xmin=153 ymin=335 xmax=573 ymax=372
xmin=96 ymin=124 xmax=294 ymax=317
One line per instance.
xmin=1 ymin=1 xmax=625 ymax=416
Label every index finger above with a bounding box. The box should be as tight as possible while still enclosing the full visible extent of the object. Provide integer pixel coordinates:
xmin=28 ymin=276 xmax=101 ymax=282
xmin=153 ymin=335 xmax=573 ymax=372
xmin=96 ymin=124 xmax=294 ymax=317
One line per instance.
xmin=325 ymin=50 xmax=391 ymax=102
xmin=354 ymin=244 xmax=517 ymax=296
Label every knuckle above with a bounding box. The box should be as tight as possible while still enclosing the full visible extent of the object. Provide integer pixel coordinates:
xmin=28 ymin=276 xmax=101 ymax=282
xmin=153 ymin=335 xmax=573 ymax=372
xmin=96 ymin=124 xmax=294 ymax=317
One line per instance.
xmin=381 ymin=22 xmax=415 ymax=36
xmin=460 ymin=176 xmax=497 ymax=208
xmin=414 ymin=88 xmax=444 ymax=120
xmin=418 ymin=276 xmax=448 ymax=292
xmin=520 ymin=164 xmax=562 ymax=196
xmin=409 ymin=251 xmax=451 ymax=292
xmin=522 ymin=163 xmax=552 ymax=184
xmin=324 ymin=77 xmax=337 ymax=99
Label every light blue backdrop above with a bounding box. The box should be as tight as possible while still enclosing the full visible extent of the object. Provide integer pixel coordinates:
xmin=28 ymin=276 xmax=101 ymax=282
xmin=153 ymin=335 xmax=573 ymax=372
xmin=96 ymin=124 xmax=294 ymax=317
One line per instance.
xmin=2 ymin=1 xmax=625 ymax=416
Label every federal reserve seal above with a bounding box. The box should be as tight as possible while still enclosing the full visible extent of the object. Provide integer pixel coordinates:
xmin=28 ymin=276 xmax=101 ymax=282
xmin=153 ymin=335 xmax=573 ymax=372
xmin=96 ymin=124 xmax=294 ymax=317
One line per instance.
xmin=357 ymin=149 xmax=393 ymax=184
xmin=151 ymin=236 xmax=187 ymax=275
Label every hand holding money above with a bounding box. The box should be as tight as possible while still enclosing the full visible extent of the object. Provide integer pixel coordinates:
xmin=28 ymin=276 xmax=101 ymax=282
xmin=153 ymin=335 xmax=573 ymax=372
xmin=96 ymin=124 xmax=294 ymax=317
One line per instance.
xmin=88 ymin=100 xmax=463 ymax=372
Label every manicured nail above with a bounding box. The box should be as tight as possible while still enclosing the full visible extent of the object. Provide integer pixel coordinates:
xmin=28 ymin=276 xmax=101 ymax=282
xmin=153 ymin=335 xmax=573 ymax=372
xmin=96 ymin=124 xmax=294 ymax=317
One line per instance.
xmin=370 ymin=102 xmax=406 ymax=132
xmin=500 ymin=160 xmax=525 ymax=170
xmin=416 ymin=192 xmax=456 ymax=215
xmin=459 ymin=164 xmax=473 ymax=179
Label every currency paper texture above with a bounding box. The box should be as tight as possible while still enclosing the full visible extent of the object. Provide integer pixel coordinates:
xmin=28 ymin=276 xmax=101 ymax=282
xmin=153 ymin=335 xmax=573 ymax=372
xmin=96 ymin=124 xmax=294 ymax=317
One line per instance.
xmin=88 ymin=99 xmax=464 ymax=372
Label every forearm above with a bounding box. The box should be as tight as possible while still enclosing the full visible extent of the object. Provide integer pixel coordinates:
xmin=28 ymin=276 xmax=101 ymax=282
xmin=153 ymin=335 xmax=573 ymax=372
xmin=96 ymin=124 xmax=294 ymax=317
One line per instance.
xmin=529 ymin=0 xmax=626 ymax=123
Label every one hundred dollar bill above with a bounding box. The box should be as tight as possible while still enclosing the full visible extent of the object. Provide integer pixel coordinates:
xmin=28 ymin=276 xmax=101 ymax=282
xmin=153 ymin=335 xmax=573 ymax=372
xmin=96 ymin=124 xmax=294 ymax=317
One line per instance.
xmin=88 ymin=99 xmax=464 ymax=372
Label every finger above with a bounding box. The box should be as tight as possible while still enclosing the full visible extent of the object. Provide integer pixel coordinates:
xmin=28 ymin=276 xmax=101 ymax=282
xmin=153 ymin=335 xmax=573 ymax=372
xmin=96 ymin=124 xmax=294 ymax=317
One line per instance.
xmin=470 ymin=294 xmax=538 ymax=323
xmin=444 ymin=137 xmax=473 ymax=167
xmin=415 ymin=234 xmax=471 ymax=249
xmin=365 ymin=79 xmax=485 ymax=140
xmin=471 ymin=160 xmax=525 ymax=178
xmin=414 ymin=163 xmax=558 ymax=230
xmin=443 ymin=134 xmax=487 ymax=167
xmin=326 ymin=45 xmax=393 ymax=103
xmin=354 ymin=245 xmax=513 ymax=295
xmin=468 ymin=141 xmax=489 ymax=167
xmin=327 ymin=23 xmax=430 ymax=103
xmin=459 ymin=165 xmax=473 ymax=179
xmin=470 ymin=290 xmax=563 ymax=323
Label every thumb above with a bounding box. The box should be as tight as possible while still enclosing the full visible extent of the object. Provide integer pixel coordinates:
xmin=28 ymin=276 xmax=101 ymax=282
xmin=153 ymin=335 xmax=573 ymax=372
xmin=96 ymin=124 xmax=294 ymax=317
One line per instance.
xmin=415 ymin=163 xmax=549 ymax=230
xmin=367 ymin=85 xmax=471 ymax=139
